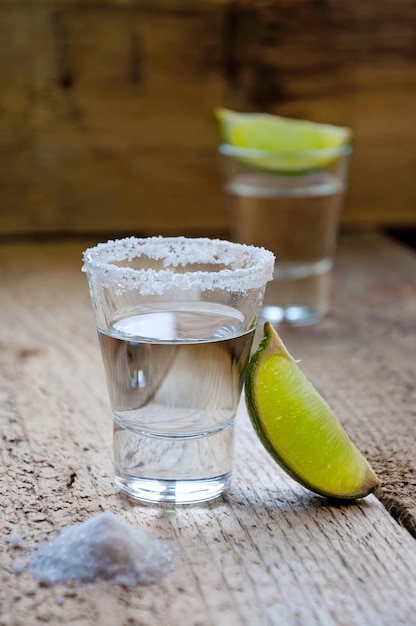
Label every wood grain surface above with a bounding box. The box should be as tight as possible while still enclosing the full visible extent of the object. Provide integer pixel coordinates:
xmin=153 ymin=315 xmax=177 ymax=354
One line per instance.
xmin=1 ymin=230 xmax=416 ymax=625
xmin=1 ymin=1 xmax=416 ymax=238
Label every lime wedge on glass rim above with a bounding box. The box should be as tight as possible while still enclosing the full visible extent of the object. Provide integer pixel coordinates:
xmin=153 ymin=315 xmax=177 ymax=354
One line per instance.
xmin=216 ymin=108 xmax=352 ymax=175
xmin=245 ymin=323 xmax=380 ymax=499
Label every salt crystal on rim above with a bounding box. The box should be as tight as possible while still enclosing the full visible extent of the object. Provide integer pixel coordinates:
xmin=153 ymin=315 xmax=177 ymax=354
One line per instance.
xmin=82 ymin=236 xmax=275 ymax=295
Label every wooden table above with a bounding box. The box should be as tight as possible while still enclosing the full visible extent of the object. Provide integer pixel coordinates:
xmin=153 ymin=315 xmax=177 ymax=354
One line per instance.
xmin=1 ymin=230 xmax=416 ymax=626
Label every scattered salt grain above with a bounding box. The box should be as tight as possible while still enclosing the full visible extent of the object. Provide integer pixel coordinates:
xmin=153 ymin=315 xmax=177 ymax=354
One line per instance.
xmin=6 ymin=534 xmax=25 ymax=548
xmin=12 ymin=561 xmax=26 ymax=574
xmin=27 ymin=511 xmax=173 ymax=587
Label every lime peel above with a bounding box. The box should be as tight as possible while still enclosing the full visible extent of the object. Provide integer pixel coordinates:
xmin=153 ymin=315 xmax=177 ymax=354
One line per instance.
xmin=245 ymin=322 xmax=380 ymax=500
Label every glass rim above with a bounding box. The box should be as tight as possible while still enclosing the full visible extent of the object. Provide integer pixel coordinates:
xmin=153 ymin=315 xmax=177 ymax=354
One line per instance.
xmin=218 ymin=142 xmax=352 ymax=159
xmin=82 ymin=236 xmax=275 ymax=295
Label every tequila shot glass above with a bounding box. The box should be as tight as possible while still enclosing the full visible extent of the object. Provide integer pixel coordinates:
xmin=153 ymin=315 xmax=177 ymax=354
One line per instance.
xmin=219 ymin=144 xmax=352 ymax=326
xmin=82 ymin=236 xmax=274 ymax=504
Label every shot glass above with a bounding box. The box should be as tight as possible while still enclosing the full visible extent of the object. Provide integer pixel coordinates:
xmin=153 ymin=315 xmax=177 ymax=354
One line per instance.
xmin=82 ymin=236 xmax=274 ymax=504
xmin=219 ymin=143 xmax=352 ymax=326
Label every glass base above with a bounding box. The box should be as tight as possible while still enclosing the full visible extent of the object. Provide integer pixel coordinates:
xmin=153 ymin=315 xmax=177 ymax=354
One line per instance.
xmin=115 ymin=472 xmax=231 ymax=504
xmin=261 ymin=304 xmax=326 ymax=327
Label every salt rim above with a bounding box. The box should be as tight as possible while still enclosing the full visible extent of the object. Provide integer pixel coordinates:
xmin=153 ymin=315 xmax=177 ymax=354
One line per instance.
xmin=82 ymin=236 xmax=275 ymax=295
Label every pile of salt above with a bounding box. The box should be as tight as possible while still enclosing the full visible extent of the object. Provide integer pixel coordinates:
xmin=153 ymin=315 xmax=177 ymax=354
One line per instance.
xmin=28 ymin=511 xmax=173 ymax=586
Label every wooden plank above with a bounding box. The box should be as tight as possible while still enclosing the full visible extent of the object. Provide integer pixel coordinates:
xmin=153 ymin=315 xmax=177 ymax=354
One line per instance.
xmin=0 ymin=1 xmax=416 ymax=237
xmin=1 ymin=231 xmax=416 ymax=625
xmin=279 ymin=230 xmax=416 ymax=537
xmin=0 ymin=5 xmax=227 ymax=236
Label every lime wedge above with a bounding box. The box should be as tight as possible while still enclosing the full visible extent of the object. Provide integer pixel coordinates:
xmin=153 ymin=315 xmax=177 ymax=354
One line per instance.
xmin=216 ymin=108 xmax=351 ymax=174
xmin=245 ymin=323 xmax=380 ymax=499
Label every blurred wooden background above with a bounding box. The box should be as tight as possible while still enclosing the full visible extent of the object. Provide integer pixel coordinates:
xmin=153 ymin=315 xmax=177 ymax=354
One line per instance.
xmin=1 ymin=0 xmax=415 ymax=239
